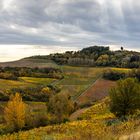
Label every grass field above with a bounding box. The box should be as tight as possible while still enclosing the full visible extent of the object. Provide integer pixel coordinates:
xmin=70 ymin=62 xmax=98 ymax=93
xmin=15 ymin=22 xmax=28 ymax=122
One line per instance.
xmin=0 ymin=79 xmax=34 ymax=90
xmin=0 ymin=63 xmax=107 ymax=103
xmin=111 ymin=68 xmax=131 ymax=72
xmin=0 ymin=64 xmax=130 ymax=102
xmin=0 ymin=66 xmax=103 ymax=104
xmin=0 ymin=77 xmax=56 ymax=90
xmin=0 ymin=66 xmax=130 ymax=105
xmin=56 ymin=66 xmax=106 ymax=101
xmin=20 ymin=77 xmax=56 ymax=85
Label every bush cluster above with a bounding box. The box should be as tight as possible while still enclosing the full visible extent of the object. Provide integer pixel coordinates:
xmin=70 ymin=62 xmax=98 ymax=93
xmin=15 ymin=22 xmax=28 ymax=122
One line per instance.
xmin=0 ymin=85 xmax=60 ymax=102
xmin=0 ymin=67 xmax=63 ymax=80
xmin=103 ymin=70 xmax=126 ymax=81
xmin=110 ymin=78 xmax=140 ymax=118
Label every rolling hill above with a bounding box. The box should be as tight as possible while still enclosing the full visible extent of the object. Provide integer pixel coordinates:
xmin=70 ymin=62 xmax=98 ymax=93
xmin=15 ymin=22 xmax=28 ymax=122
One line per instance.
xmin=0 ymin=58 xmax=58 ymax=68
xmin=0 ymin=46 xmax=139 ymax=140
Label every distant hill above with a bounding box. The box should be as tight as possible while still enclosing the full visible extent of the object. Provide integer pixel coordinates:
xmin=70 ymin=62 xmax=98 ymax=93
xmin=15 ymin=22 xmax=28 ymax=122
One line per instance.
xmin=0 ymin=46 xmax=140 ymax=68
xmin=0 ymin=58 xmax=58 ymax=68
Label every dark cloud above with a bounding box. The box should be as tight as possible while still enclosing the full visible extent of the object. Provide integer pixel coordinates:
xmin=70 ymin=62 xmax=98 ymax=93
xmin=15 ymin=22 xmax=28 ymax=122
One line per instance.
xmin=0 ymin=0 xmax=140 ymax=50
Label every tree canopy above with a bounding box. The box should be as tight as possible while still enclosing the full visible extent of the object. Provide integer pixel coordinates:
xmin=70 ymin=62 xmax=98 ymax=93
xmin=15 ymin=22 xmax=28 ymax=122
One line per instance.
xmin=109 ymin=78 xmax=140 ymax=118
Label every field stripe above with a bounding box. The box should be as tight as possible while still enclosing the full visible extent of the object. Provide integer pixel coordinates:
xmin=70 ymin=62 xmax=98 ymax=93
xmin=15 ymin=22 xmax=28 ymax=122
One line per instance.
xmin=50 ymin=78 xmax=64 ymax=85
xmin=73 ymin=75 xmax=102 ymax=101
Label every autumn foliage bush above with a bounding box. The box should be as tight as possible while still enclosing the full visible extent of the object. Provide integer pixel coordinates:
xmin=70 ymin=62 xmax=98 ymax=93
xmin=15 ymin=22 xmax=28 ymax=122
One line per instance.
xmin=4 ymin=93 xmax=26 ymax=131
xmin=0 ymin=72 xmax=18 ymax=80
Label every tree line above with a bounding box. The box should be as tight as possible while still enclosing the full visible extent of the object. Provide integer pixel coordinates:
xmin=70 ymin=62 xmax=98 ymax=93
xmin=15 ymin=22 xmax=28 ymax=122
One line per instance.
xmin=30 ymin=46 xmax=140 ymax=68
xmin=0 ymin=85 xmax=60 ymax=102
xmin=0 ymin=67 xmax=63 ymax=80
xmin=103 ymin=69 xmax=140 ymax=81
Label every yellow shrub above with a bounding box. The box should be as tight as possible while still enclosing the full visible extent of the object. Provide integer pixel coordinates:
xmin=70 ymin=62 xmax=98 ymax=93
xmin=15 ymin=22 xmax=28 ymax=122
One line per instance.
xmin=4 ymin=93 xmax=26 ymax=131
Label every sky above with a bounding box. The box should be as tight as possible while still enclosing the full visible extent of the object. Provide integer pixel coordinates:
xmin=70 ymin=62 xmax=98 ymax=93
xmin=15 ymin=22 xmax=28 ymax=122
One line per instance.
xmin=0 ymin=0 xmax=140 ymax=61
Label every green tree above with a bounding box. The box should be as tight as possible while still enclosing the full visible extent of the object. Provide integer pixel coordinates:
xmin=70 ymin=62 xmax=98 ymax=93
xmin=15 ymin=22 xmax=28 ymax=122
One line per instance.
xmin=109 ymin=78 xmax=140 ymax=118
xmin=96 ymin=54 xmax=109 ymax=66
xmin=4 ymin=93 xmax=26 ymax=131
xmin=47 ymin=94 xmax=74 ymax=122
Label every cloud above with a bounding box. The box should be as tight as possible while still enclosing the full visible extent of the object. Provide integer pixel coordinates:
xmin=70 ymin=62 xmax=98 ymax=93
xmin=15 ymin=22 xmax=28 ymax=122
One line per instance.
xmin=0 ymin=45 xmax=79 ymax=62
xmin=0 ymin=0 xmax=139 ymax=50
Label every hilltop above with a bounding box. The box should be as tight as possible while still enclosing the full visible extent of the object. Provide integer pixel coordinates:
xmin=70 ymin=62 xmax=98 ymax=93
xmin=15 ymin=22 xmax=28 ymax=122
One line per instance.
xmin=28 ymin=46 xmax=140 ymax=68
xmin=0 ymin=46 xmax=139 ymax=69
